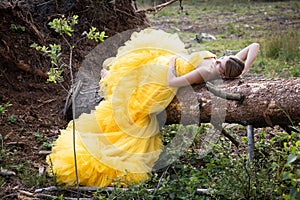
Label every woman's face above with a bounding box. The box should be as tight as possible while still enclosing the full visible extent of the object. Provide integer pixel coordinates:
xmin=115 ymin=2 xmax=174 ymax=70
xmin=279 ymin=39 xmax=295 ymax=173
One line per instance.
xmin=216 ymin=56 xmax=230 ymax=75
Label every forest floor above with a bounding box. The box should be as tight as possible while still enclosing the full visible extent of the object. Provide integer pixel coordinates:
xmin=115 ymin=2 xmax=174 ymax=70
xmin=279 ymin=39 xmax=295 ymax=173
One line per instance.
xmin=0 ymin=0 xmax=299 ymax=199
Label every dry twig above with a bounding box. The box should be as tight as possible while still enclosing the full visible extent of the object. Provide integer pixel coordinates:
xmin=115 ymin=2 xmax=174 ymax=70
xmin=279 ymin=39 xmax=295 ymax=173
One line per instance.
xmin=136 ymin=0 xmax=179 ymax=14
xmin=15 ymin=10 xmax=45 ymax=44
xmin=34 ymin=185 xmax=212 ymax=196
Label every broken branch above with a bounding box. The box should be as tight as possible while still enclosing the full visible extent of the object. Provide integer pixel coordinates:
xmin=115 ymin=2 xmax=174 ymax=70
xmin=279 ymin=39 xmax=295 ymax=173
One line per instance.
xmin=206 ymin=81 xmax=244 ymax=102
xmin=16 ymin=61 xmax=49 ymax=79
xmin=136 ymin=0 xmax=179 ymax=14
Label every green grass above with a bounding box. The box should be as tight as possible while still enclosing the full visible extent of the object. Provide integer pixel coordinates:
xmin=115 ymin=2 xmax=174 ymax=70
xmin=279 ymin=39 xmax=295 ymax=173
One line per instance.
xmin=256 ymin=30 xmax=300 ymax=77
xmin=146 ymin=0 xmax=300 ymax=78
xmin=0 ymin=147 xmax=52 ymax=188
xmin=263 ymin=31 xmax=300 ymax=61
xmin=19 ymin=167 xmax=50 ymax=187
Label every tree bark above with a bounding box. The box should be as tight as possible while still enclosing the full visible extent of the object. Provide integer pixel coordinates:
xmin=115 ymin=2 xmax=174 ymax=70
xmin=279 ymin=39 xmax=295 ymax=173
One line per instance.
xmin=164 ymin=78 xmax=300 ymax=128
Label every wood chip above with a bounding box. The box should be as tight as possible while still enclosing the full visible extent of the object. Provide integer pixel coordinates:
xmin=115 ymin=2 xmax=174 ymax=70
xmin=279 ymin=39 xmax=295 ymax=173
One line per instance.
xmin=38 ymin=150 xmax=51 ymax=155
xmin=0 ymin=169 xmax=16 ymax=176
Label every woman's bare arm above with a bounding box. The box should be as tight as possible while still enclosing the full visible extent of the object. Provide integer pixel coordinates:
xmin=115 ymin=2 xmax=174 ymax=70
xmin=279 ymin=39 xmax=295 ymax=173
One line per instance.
xmin=235 ymin=43 xmax=260 ymax=75
xmin=167 ymin=57 xmax=216 ymax=87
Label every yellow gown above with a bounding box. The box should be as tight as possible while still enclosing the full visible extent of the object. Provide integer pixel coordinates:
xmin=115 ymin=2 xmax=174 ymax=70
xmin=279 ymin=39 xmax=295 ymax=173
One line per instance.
xmin=46 ymin=29 xmax=216 ymax=187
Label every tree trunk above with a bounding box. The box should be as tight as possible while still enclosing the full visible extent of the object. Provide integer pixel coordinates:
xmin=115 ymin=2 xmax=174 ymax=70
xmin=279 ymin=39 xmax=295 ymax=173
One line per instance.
xmin=164 ymin=78 xmax=300 ymax=128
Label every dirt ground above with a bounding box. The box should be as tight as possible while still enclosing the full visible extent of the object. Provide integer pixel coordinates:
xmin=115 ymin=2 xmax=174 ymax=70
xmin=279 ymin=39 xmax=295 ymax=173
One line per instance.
xmin=0 ymin=12 xmax=77 ymax=198
xmin=0 ymin=0 xmax=299 ymax=198
xmin=0 ymin=0 xmax=149 ymax=197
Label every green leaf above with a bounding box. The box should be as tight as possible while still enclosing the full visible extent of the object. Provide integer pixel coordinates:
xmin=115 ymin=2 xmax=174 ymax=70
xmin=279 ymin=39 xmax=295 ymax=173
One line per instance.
xmin=242 ymin=137 xmax=248 ymax=143
xmin=283 ymin=171 xmax=289 ymax=180
xmin=4 ymin=102 xmax=12 ymax=108
xmin=99 ymin=31 xmax=107 ymax=42
xmin=30 ymin=43 xmax=38 ymax=48
xmin=290 ymin=187 xmax=298 ymax=199
xmin=48 ymin=16 xmax=75 ymax=36
xmin=71 ymin=15 xmax=79 ymax=26
xmin=41 ymin=46 xmax=48 ymax=53
xmin=287 ymin=154 xmax=297 ymax=165
xmin=86 ymin=27 xmax=106 ymax=42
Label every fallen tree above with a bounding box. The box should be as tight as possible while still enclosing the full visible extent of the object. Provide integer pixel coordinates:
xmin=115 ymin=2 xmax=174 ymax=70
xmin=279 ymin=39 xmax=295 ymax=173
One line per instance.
xmin=71 ymin=30 xmax=300 ymax=129
xmin=72 ymin=62 xmax=300 ymax=130
xmin=68 ymin=26 xmax=300 ymax=129
xmin=164 ymin=78 xmax=300 ymax=128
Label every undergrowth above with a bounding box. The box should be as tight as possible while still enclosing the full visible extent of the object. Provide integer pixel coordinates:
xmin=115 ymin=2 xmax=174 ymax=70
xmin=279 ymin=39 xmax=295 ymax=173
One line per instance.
xmin=92 ymin=125 xmax=300 ymax=199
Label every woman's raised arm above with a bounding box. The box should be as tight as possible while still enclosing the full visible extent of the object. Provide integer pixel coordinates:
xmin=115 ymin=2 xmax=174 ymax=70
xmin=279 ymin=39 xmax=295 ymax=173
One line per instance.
xmin=235 ymin=43 xmax=260 ymax=75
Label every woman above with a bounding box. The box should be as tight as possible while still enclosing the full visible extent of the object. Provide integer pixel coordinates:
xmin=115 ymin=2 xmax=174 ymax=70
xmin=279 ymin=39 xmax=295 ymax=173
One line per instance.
xmin=47 ymin=29 xmax=259 ymax=188
xmin=167 ymin=42 xmax=260 ymax=87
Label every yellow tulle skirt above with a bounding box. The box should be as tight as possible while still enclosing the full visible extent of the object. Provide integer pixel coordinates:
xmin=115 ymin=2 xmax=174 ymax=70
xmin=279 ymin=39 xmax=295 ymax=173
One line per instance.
xmin=46 ymin=29 xmax=188 ymax=187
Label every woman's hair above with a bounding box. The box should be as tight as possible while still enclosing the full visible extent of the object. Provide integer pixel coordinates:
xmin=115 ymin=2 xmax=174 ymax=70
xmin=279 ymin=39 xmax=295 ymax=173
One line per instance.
xmin=224 ymin=57 xmax=245 ymax=78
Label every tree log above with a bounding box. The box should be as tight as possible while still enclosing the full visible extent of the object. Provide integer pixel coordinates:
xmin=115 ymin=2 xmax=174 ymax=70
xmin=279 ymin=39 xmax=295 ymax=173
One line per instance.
xmin=164 ymin=78 xmax=300 ymax=128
